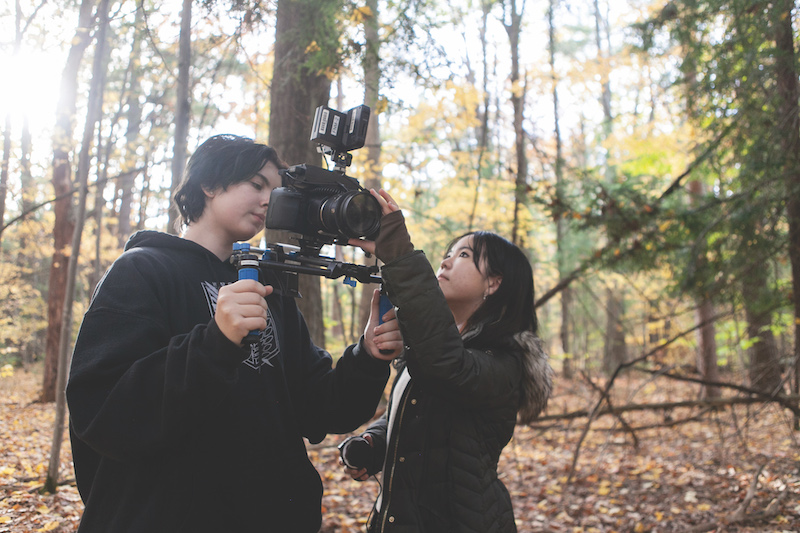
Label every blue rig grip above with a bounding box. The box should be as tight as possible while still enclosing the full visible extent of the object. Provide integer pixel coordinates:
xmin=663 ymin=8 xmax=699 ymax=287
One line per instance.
xmin=378 ymin=292 xmax=393 ymax=325
xmin=237 ymin=258 xmax=262 ymax=345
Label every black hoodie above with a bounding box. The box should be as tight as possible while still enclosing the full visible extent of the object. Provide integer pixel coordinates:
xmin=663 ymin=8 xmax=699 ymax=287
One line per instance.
xmin=66 ymin=230 xmax=390 ymax=533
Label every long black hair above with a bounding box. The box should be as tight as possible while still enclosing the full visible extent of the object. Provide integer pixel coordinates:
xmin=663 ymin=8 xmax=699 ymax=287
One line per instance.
xmin=450 ymin=231 xmax=538 ymax=340
xmin=173 ymin=134 xmax=283 ymax=228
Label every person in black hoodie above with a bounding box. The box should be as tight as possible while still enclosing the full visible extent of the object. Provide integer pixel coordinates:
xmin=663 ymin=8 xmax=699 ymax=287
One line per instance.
xmin=340 ymin=189 xmax=553 ymax=532
xmin=66 ymin=134 xmax=403 ymax=533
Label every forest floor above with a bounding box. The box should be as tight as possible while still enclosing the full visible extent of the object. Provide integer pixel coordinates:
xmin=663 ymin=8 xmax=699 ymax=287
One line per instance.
xmin=1 ymin=366 xmax=799 ymax=532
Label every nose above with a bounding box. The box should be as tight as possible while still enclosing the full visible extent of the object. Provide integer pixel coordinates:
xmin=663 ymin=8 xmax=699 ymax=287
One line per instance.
xmin=260 ymin=188 xmax=272 ymax=206
xmin=439 ymin=256 xmax=452 ymax=271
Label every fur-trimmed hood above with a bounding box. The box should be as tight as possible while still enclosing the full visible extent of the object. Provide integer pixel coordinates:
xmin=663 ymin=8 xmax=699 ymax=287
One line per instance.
xmin=513 ymin=331 xmax=553 ymax=424
xmin=461 ymin=327 xmax=553 ymax=424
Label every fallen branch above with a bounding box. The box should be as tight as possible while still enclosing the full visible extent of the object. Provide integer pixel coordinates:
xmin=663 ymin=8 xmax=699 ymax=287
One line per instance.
xmin=531 ymin=395 xmax=800 ymax=424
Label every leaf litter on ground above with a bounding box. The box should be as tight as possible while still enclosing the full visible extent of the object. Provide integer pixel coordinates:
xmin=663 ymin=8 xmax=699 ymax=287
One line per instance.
xmin=1 ymin=367 xmax=799 ymax=532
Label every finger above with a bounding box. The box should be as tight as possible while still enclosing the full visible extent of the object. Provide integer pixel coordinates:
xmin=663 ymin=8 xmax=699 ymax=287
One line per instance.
xmin=348 ymin=237 xmax=376 ymax=255
xmin=377 ymin=189 xmax=399 ymax=212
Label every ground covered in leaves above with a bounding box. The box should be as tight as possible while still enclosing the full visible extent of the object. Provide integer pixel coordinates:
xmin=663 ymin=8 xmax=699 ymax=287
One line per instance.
xmin=1 ymin=366 xmax=799 ymax=532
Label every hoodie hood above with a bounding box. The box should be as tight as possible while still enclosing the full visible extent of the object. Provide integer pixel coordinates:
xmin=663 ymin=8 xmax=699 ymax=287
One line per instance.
xmin=125 ymin=230 xmax=216 ymax=257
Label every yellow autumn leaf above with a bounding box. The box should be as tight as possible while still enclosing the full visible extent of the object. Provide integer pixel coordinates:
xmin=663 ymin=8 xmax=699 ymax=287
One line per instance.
xmin=36 ymin=505 xmax=50 ymax=514
xmin=37 ymin=521 xmax=59 ymax=532
xmin=0 ymin=516 xmax=11 ymax=524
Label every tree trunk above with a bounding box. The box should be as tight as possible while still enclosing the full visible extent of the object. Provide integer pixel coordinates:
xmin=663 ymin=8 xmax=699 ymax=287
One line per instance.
xmin=1 ymin=114 xmax=9 ymax=242
xmin=687 ymin=180 xmax=720 ymax=397
xmin=603 ymin=283 xmax=627 ymax=374
xmin=46 ymin=0 xmax=111 ymax=493
xmin=549 ymin=0 xmax=572 ymax=379
xmin=741 ymin=267 xmax=782 ymax=394
xmin=118 ymin=6 xmax=145 ymax=247
xmin=357 ymin=0 xmax=383 ymax=332
xmin=42 ymin=0 xmax=96 ymax=403
xmin=503 ymin=0 xmax=526 ymax=246
xmin=268 ymin=0 xmax=338 ymax=348
xmin=772 ymin=0 xmax=800 ymax=424
xmin=168 ymin=0 xmax=192 ymax=235
xmin=467 ymin=0 xmax=492 ymax=231
xmin=695 ymin=299 xmax=720 ymax=397
xmin=593 ymin=0 xmax=625 ymax=375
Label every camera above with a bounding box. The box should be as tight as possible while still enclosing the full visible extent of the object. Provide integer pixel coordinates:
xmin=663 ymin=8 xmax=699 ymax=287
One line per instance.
xmin=232 ymin=103 xmax=386 ymax=311
xmin=265 ymin=104 xmax=381 ymax=246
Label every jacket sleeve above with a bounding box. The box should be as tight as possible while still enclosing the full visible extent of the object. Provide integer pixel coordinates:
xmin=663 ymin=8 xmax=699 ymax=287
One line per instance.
xmin=66 ymin=254 xmax=248 ymax=462
xmin=285 ymin=299 xmax=391 ymax=444
xmin=380 ymin=251 xmax=521 ymax=410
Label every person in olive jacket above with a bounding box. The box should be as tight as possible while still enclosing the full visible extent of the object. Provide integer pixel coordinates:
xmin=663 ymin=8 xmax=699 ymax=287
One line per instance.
xmin=341 ymin=189 xmax=553 ymax=532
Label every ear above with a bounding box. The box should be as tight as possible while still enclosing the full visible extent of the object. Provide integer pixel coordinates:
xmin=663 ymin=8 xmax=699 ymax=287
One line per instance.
xmin=201 ymin=186 xmax=216 ymax=199
xmin=486 ymin=275 xmax=502 ymax=297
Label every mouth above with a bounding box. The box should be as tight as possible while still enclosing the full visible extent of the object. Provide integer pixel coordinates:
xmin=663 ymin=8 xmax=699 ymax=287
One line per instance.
xmin=253 ymin=213 xmax=266 ymax=224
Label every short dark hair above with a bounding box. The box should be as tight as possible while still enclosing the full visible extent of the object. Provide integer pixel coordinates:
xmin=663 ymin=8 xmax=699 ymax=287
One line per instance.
xmin=172 ymin=134 xmax=283 ymax=227
xmin=448 ymin=231 xmax=538 ymax=339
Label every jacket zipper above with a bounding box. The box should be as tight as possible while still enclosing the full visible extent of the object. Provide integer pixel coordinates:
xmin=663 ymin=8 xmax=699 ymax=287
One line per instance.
xmin=378 ymin=382 xmax=413 ymax=532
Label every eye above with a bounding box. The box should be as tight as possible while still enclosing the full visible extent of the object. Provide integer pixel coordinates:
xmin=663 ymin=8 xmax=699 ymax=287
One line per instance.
xmin=250 ymin=180 xmax=264 ymax=191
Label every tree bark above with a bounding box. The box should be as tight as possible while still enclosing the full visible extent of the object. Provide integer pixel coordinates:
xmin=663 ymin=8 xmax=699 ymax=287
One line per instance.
xmin=549 ymin=0 xmax=572 ymax=379
xmin=603 ymin=283 xmax=626 ymax=374
xmin=687 ymin=180 xmax=720 ymax=397
xmin=741 ymin=266 xmax=782 ymax=394
xmin=46 ymin=0 xmax=111 ymax=493
xmin=771 ymin=0 xmax=800 ymax=426
xmin=503 ymin=0 xmax=527 ymax=247
xmin=42 ymin=0 xmax=96 ymax=403
xmin=357 ymin=0 xmax=383 ymax=332
xmin=168 ymin=0 xmax=192 ymax=235
xmin=118 ymin=5 xmax=145 ymax=247
xmin=268 ymin=0 xmax=337 ymax=348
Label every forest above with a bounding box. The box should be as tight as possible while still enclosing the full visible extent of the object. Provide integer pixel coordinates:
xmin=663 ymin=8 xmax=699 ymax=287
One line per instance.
xmin=1 ymin=0 xmax=799 ymax=531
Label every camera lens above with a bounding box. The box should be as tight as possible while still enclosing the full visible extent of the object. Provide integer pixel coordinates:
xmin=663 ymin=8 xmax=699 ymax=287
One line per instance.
xmin=319 ymin=190 xmax=381 ymax=239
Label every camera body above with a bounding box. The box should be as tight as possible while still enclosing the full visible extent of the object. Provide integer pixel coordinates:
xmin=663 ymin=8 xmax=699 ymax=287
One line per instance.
xmin=265 ymin=104 xmax=380 ymax=247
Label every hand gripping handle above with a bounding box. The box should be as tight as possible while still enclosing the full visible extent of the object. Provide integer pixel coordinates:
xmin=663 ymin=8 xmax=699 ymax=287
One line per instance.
xmin=237 ymin=257 xmax=262 ymax=345
xmin=378 ymin=290 xmax=394 ymax=355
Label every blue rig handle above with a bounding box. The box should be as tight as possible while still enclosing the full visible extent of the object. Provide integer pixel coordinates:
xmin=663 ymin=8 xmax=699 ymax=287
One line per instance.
xmin=235 ymin=243 xmax=262 ymax=345
xmin=378 ymin=292 xmax=393 ymax=325
xmin=378 ymin=291 xmax=394 ymax=355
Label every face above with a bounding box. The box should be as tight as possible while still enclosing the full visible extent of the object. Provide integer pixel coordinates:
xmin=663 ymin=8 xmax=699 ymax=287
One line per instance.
xmin=436 ymin=235 xmax=501 ymax=316
xmin=201 ymin=161 xmax=282 ymax=243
